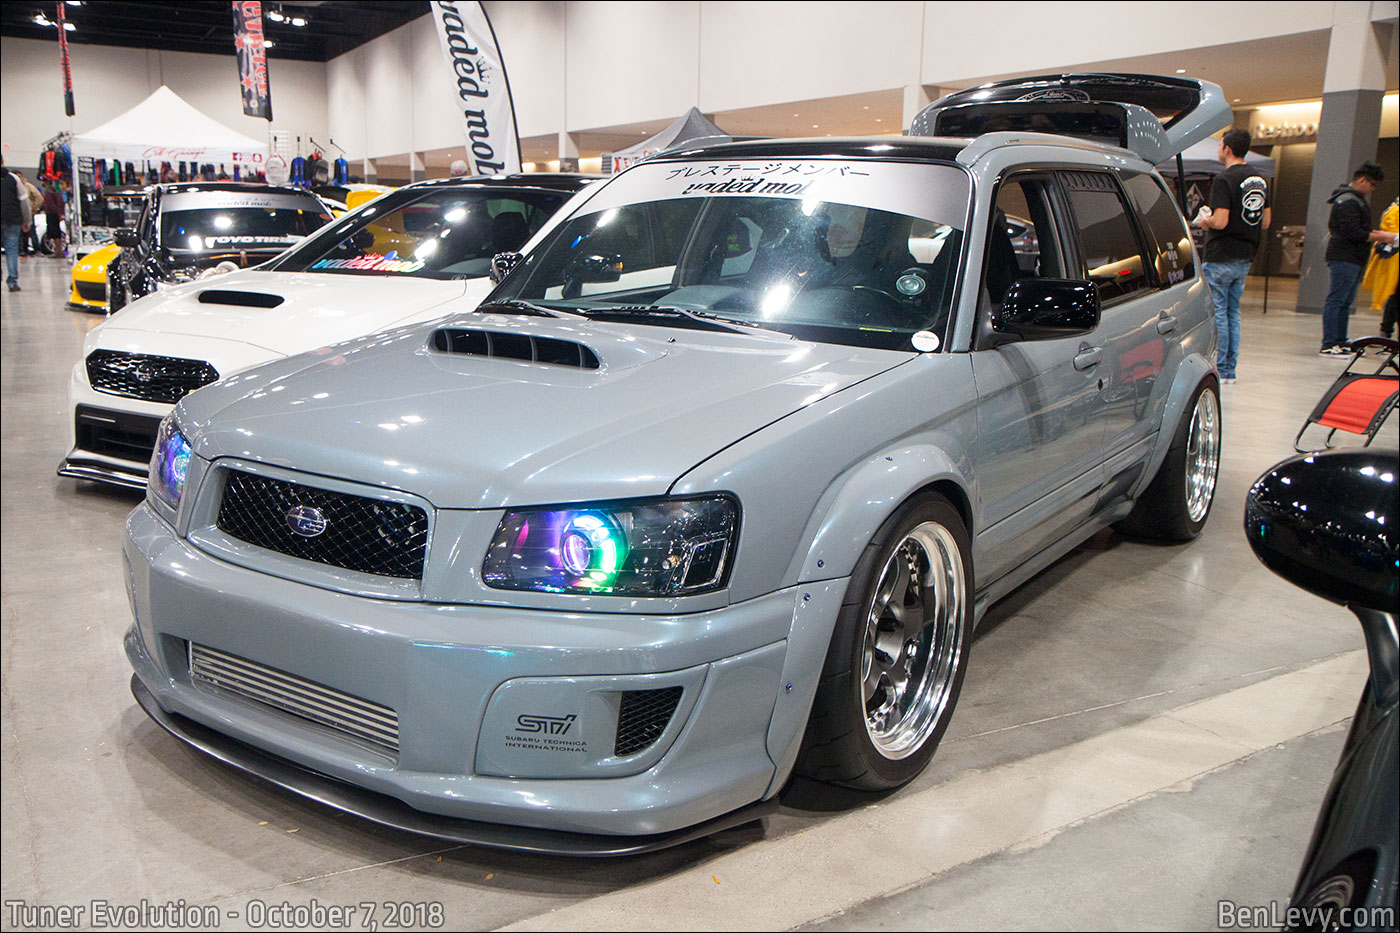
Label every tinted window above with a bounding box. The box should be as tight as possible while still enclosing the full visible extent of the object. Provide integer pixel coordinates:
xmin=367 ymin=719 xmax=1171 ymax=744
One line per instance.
xmin=1060 ymin=171 xmax=1150 ymax=304
xmin=1120 ymin=172 xmax=1195 ymax=286
xmin=268 ymin=188 xmax=568 ymax=278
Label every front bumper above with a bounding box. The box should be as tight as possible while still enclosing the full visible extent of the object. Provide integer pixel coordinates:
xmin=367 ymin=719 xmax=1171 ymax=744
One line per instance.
xmin=124 ymin=503 xmax=836 ymax=841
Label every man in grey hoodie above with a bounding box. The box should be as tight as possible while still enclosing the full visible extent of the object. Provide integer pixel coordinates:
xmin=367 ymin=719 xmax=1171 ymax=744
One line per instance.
xmin=1319 ymin=162 xmax=1399 ymax=355
xmin=1 ymin=155 xmax=34 ymax=293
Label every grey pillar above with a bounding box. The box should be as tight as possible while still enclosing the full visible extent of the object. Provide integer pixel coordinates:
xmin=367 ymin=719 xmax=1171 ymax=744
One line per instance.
xmin=1296 ymin=19 xmax=1392 ymax=314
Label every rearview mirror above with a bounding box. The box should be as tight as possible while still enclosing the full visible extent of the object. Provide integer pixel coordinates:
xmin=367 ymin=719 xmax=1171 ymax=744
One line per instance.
xmin=992 ymin=278 xmax=1100 ymax=341
xmin=113 ymin=228 xmax=140 ymax=249
xmin=1244 ymin=449 xmax=1398 ymax=613
xmin=567 ymin=252 xmax=623 ymax=285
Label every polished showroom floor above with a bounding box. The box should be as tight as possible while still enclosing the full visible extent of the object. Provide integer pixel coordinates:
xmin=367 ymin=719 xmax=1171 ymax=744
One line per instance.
xmin=2 ymin=253 xmax=1395 ymax=931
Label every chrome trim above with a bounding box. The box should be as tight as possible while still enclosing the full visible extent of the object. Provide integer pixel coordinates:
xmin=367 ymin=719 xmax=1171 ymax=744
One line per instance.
xmin=56 ymin=458 xmax=149 ymax=490
xmin=188 ymin=643 xmax=399 ymax=754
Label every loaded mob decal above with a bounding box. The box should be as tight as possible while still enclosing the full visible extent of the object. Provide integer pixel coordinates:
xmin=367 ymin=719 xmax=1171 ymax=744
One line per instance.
xmin=505 ymin=713 xmax=587 ymax=754
xmin=667 ymin=162 xmax=870 ymax=197
xmin=1239 ymin=175 xmax=1268 ymax=227
xmin=310 ymin=252 xmax=426 ymax=273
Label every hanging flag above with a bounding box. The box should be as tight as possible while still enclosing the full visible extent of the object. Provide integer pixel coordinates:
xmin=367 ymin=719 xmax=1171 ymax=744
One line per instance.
xmin=232 ymin=1 xmax=273 ymax=121
xmin=430 ymin=1 xmax=521 ymax=175
xmin=57 ymin=2 xmax=75 ymax=116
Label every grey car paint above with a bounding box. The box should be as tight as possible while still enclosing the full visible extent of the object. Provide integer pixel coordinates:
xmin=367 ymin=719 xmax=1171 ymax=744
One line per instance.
xmin=125 ymin=133 xmax=1219 ymax=840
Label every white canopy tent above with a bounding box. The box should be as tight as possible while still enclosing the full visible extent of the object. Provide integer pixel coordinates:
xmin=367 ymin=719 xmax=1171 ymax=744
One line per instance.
xmin=603 ymin=107 xmax=730 ymax=174
xmin=66 ymin=86 xmax=269 ymax=253
xmin=73 ymin=85 xmax=268 ymax=166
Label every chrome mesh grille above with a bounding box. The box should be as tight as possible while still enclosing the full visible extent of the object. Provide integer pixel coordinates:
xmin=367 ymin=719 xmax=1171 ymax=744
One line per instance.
xmin=216 ymin=471 xmax=429 ymax=580
xmin=86 ymin=350 xmax=219 ymax=404
xmin=189 ymin=643 xmax=398 ymax=753
xmin=614 ymin=686 xmax=683 ymax=757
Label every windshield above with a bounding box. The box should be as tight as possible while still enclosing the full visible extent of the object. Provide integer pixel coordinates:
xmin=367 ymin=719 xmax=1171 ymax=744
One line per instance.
xmin=266 ymin=187 xmax=571 ymax=279
xmin=489 ymin=159 xmax=969 ymax=350
xmin=159 ymin=191 xmax=331 ymax=253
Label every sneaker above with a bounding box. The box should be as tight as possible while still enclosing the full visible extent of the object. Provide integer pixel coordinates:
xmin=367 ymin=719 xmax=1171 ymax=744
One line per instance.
xmin=6 ymin=283 xmax=19 ymax=292
xmin=1319 ymin=346 xmax=1349 ymax=356
xmin=1222 ymin=375 xmax=1237 ymax=384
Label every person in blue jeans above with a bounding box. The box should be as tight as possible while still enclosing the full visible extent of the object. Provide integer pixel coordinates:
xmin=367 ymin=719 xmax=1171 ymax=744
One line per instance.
xmin=2 ymin=156 xmax=34 ymax=292
xmin=1193 ymin=129 xmax=1270 ymax=384
xmin=1318 ymin=163 xmax=1397 ymax=355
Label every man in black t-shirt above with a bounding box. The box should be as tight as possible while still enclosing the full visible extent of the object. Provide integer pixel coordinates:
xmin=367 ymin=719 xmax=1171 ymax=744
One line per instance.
xmin=1192 ymin=129 xmax=1270 ymax=384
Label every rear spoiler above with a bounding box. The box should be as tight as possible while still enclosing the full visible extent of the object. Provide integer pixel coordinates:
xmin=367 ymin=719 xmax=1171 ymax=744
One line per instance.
xmin=909 ymin=73 xmax=1231 ymax=165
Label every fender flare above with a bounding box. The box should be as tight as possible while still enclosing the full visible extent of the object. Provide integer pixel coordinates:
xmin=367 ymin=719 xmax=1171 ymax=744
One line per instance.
xmin=763 ymin=444 xmax=974 ymax=794
xmin=1131 ymin=352 xmax=1218 ymax=499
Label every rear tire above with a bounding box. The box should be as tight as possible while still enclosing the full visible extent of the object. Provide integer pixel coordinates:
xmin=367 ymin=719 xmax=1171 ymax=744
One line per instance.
xmin=1116 ymin=379 xmax=1221 ymax=541
xmin=794 ymin=493 xmax=973 ymax=790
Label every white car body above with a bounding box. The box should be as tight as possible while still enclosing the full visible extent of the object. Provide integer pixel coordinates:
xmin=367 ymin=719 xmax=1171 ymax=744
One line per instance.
xmin=61 ymin=175 xmax=601 ymax=489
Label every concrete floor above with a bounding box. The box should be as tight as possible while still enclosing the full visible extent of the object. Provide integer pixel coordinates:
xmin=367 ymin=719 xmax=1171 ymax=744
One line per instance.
xmin=2 ymin=255 xmax=1395 ymax=931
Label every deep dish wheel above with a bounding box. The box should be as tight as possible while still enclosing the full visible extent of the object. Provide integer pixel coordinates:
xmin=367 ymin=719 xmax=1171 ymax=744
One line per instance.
xmin=1117 ymin=379 xmax=1221 ymax=541
xmin=795 ymin=493 xmax=973 ymax=790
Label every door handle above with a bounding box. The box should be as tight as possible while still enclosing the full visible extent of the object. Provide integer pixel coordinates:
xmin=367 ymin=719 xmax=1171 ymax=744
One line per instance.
xmin=1156 ymin=314 xmax=1178 ymax=335
xmin=1073 ymin=346 xmax=1103 ymax=371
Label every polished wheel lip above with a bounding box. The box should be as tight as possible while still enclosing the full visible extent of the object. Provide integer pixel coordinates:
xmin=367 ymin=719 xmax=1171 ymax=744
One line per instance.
xmin=1185 ymin=387 xmax=1221 ymax=523
xmin=861 ymin=521 xmax=965 ymax=760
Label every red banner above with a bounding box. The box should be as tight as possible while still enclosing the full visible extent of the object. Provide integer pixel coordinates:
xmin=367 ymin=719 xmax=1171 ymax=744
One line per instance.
xmin=232 ymin=1 xmax=273 ymax=121
xmin=58 ymin=2 xmax=74 ymax=116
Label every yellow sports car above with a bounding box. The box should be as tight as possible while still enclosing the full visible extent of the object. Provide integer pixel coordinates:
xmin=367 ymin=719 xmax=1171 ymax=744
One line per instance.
xmin=68 ymin=243 xmax=121 ymax=312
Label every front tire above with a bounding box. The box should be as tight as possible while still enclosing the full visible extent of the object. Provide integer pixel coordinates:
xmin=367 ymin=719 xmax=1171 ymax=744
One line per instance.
xmin=1117 ymin=379 xmax=1221 ymax=541
xmin=795 ymin=493 xmax=973 ymax=790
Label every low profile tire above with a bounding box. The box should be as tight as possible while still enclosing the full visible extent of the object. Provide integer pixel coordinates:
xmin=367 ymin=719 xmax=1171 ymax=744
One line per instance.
xmin=1116 ymin=379 xmax=1221 ymax=541
xmin=794 ymin=493 xmax=973 ymax=790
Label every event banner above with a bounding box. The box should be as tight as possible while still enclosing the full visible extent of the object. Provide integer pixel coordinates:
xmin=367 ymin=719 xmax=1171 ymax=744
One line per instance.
xmin=58 ymin=1 xmax=74 ymax=116
xmin=232 ymin=1 xmax=273 ymax=121
xmin=430 ymin=1 xmax=521 ymax=175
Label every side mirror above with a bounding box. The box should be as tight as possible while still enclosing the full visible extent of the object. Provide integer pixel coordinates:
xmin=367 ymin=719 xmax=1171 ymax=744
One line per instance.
xmin=113 ymin=228 xmax=140 ymax=249
xmin=992 ymin=278 xmax=1100 ymax=341
xmin=1245 ymin=450 xmax=1397 ymax=612
xmin=489 ymin=250 xmax=524 ymax=284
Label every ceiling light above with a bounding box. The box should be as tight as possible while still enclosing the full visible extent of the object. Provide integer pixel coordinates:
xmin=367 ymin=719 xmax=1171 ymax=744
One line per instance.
xmin=812 ymin=124 xmax=819 ymax=128
xmin=863 ymin=105 xmax=870 ymax=110
xmin=290 ymin=16 xmax=307 ymax=27
xmin=1175 ymin=68 xmax=1187 ymax=74
xmin=1233 ymin=98 xmax=1241 ymax=102
xmin=267 ymin=9 xmax=285 ymax=22
xmin=263 ymin=39 xmax=275 ymax=48
xmin=875 ymin=118 xmax=882 ymax=123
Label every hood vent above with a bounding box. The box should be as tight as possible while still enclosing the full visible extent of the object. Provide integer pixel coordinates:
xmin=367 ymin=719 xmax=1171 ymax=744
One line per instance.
xmin=198 ymin=289 xmax=285 ymax=309
xmin=431 ymin=328 xmax=600 ymax=370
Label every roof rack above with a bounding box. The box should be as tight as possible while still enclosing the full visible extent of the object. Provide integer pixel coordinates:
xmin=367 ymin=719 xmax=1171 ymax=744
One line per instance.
xmin=954 ymin=131 xmax=1136 ymax=166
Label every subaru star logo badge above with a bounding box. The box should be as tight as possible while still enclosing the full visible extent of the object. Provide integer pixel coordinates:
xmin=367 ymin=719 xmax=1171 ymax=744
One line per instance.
xmin=285 ymin=505 xmax=327 ymax=537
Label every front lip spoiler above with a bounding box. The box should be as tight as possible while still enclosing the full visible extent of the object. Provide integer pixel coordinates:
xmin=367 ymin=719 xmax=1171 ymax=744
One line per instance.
xmin=131 ymin=675 xmax=777 ymax=856
xmin=57 ymin=458 xmax=148 ymax=490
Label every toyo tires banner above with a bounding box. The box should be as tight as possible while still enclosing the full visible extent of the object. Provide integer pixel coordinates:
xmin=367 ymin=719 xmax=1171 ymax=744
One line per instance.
xmin=430 ymin=1 xmax=521 ymax=176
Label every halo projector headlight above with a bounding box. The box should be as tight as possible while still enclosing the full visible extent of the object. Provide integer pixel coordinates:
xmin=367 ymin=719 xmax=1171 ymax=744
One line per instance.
xmin=149 ymin=416 xmax=192 ymax=511
xmin=483 ymin=496 xmax=739 ymax=597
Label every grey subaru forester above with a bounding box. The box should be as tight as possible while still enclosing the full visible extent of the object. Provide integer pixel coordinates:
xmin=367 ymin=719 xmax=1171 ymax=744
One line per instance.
xmin=124 ymin=74 xmax=1229 ymax=853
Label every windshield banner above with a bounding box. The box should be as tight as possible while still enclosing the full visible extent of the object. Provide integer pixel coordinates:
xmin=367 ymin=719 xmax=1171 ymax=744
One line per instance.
xmin=232 ymin=1 xmax=273 ymax=121
xmin=430 ymin=1 xmax=521 ymax=176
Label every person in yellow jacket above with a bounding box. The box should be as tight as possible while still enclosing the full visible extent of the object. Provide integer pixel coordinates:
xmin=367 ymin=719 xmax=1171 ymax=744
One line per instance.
xmin=1361 ymin=199 xmax=1398 ymax=336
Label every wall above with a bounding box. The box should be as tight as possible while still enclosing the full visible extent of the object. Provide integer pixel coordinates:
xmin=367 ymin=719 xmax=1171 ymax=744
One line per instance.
xmin=326 ymin=1 xmax=1398 ymax=166
xmin=0 ymin=37 xmax=327 ymax=170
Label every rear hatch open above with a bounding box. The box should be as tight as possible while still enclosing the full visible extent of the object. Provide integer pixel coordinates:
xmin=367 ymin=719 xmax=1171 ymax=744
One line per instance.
xmin=909 ymin=73 xmax=1231 ymax=164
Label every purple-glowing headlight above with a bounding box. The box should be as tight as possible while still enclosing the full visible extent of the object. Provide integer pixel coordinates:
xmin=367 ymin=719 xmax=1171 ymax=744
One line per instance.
xmin=483 ymin=496 xmax=739 ymax=596
xmin=149 ymin=416 xmax=192 ymax=511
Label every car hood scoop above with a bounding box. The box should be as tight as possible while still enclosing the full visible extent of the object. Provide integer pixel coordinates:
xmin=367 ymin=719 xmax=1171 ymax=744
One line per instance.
xmin=179 ymin=315 xmax=909 ymax=508
xmin=198 ymin=289 xmax=285 ymax=309
xmin=430 ymin=327 xmax=600 ymax=370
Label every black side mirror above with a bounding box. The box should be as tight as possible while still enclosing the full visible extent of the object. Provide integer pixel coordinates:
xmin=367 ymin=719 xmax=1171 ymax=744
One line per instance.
xmin=992 ymin=278 xmax=1100 ymax=341
xmin=489 ymin=251 xmax=524 ymax=284
xmin=1245 ymin=449 xmax=1398 ymax=613
xmin=113 ymin=228 xmax=140 ymax=249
